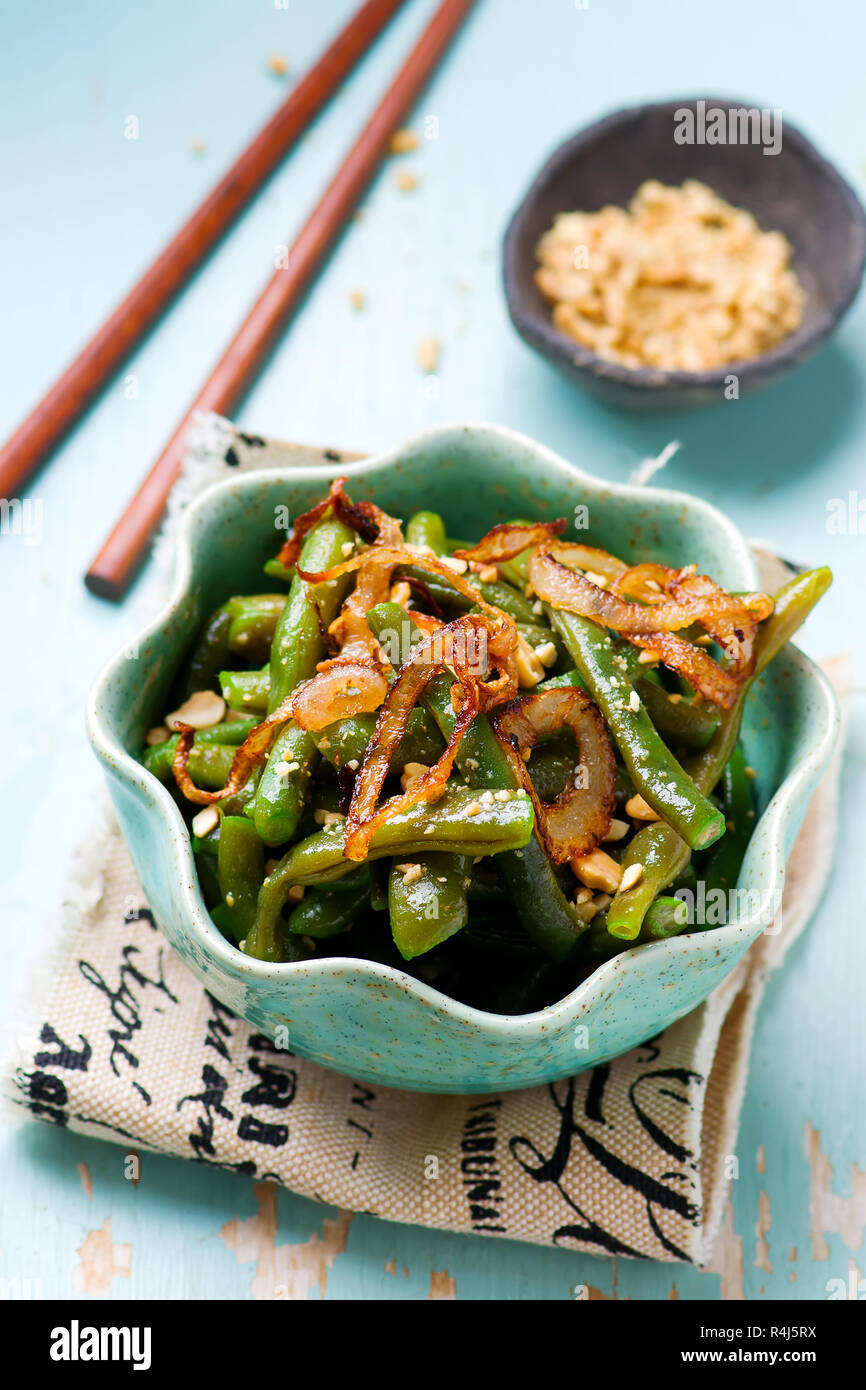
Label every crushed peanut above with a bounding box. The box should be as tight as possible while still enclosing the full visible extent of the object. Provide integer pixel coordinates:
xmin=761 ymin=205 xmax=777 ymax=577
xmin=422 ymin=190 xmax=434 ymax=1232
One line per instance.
xmin=637 ymin=650 xmax=660 ymax=665
xmin=515 ymin=632 xmax=545 ymax=688
xmin=349 ymin=290 xmax=365 ymax=312
xmin=395 ymin=169 xmax=418 ymax=193
xmin=287 ymin=885 xmax=306 ymax=902
xmin=439 ymin=554 xmax=468 ymax=574
xmin=535 ymin=179 xmax=805 ymax=371
xmin=603 ymin=817 xmax=629 ymax=842
xmin=534 ymin=640 xmax=558 ymax=668
xmin=166 ymin=689 xmax=226 ymax=730
xmin=478 ymin=564 xmax=499 ymax=582
xmin=266 ymin=54 xmax=289 ymax=77
xmin=400 ymin=762 xmax=430 ymax=793
xmin=625 ymin=793 xmax=660 ymax=821
xmin=145 ymin=726 xmax=170 ymax=746
xmin=620 ymin=862 xmax=644 ymax=892
xmin=570 ymin=849 xmax=622 ymax=894
xmin=191 ymin=806 xmax=219 ymax=838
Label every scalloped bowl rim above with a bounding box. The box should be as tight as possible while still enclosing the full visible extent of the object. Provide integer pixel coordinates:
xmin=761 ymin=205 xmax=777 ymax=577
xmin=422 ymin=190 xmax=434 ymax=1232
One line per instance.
xmin=86 ymin=421 xmax=839 ymax=1040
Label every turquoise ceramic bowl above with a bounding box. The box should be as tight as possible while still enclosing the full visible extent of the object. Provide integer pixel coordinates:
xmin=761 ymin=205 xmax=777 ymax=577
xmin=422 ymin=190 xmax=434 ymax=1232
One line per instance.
xmin=87 ymin=424 xmax=838 ymax=1093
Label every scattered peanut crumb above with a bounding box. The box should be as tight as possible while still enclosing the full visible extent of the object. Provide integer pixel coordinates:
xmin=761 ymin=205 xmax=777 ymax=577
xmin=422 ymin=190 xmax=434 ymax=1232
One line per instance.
xmin=191 ymin=806 xmax=219 ymax=838
xmin=287 ymin=885 xmax=306 ymax=902
xmin=535 ymin=641 xmax=558 ymax=668
xmin=668 ymin=693 xmax=683 ymax=704
xmin=465 ymin=801 xmax=481 ymax=817
xmin=478 ymin=564 xmax=499 ymax=582
xmin=620 ymin=862 xmax=644 ymax=892
xmin=628 ymin=690 xmax=641 ymax=713
xmin=415 ymin=335 xmax=440 ymax=373
xmin=396 ymin=862 xmax=423 ymax=885
xmin=349 ymin=290 xmax=365 ymax=312
xmin=266 ymin=54 xmax=289 ymax=77
xmin=494 ymin=790 xmax=511 ymax=802
xmin=637 ymin=650 xmax=659 ymax=665
xmin=341 ymin=541 xmax=355 ymax=557
xmin=346 ymin=758 xmax=359 ymax=771
xmin=395 ymin=169 xmax=418 ymax=193
xmin=145 ymin=726 xmax=170 ymax=746
xmin=479 ymin=790 xmax=495 ymax=806
xmin=389 ymin=128 xmax=419 ymax=154
xmin=583 ymin=570 xmax=608 ymax=588
xmin=189 ymin=137 xmax=207 ymax=156
xmin=744 ymin=765 xmax=757 ymax=779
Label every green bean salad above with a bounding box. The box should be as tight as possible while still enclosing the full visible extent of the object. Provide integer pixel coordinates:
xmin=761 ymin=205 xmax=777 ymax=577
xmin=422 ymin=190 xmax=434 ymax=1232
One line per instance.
xmin=141 ymin=479 xmax=830 ymax=1014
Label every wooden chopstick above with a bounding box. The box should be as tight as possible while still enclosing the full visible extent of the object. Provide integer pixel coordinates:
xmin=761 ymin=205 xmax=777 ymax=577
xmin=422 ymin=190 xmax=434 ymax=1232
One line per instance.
xmin=86 ymin=0 xmax=476 ymax=601
xmin=0 ymin=0 xmax=407 ymax=506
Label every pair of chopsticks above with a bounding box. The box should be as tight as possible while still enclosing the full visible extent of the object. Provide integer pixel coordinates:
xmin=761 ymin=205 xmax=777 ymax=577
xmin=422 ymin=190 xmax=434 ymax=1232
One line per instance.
xmin=0 ymin=0 xmax=476 ymax=599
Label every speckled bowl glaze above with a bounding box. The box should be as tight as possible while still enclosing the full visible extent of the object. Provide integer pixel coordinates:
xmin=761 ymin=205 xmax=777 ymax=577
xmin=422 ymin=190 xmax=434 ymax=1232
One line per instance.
xmin=87 ymin=424 xmax=838 ymax=1093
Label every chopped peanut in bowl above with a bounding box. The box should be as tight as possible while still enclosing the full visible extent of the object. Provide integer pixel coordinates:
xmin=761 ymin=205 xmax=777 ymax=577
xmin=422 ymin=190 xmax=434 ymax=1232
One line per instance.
xmin=534 ymin=179 xmax=805 ymax=372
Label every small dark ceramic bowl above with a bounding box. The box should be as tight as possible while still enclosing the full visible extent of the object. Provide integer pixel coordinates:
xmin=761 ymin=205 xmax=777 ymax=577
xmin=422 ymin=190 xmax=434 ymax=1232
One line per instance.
xmin=503 ymin=97 xmax=866 ymax=411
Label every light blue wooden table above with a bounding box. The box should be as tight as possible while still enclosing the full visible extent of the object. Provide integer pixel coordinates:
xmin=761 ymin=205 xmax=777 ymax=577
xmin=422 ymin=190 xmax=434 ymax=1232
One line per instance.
xmin=2 ymin=0 xmax=864 ymax=1301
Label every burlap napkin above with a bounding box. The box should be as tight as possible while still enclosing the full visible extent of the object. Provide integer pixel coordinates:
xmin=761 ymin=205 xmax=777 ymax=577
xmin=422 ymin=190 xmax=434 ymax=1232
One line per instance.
xmin=3 ymin=419 xmax=844 ymax=1265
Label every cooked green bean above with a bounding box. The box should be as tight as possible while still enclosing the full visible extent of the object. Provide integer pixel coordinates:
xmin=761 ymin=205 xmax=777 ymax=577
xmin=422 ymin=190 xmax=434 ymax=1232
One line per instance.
xmin=220 ymin=668 xmax=270 ymax=713
xmin=286 ymin=880 xmax=370 ymax=938
xmin=246 ymin=783 xmax=536 ymax=961
xmin=226 ymin=594 xmax=287 ymax=662
xmin=366 ymin=601 xmax=589 ymax=960
xmin=314 ymin=709 xmax=445 ymax=773
xmin=388 ymin=852 xmax=471 ymax=959
xmin=406 ymin=509 xmax=448 ymax=554
xmin=141 ymin=718 xmax=258 ymax=783
xmin=605 ymin=567 xmax=832 ymax=940
xmin=548 ymin=607 xmax=724 ymax=850
xmin=699 ymin=743 xmax=754 ymax=904
xmin=252 ymin=518 xmax=355 ymax=845
xmin=217 ymin=816 xmax=266 ymax=942
xmin=175 ymin=603 xmax=233 ymax=701
xmin=145 ymin=477 xmax=829 ymax=1015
